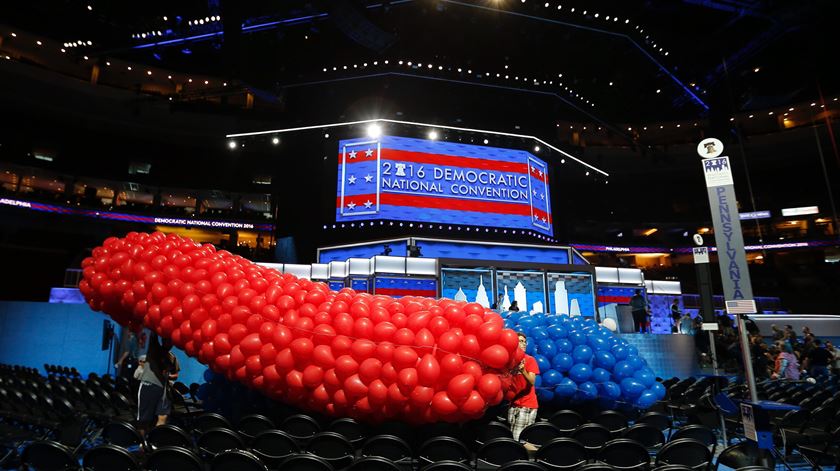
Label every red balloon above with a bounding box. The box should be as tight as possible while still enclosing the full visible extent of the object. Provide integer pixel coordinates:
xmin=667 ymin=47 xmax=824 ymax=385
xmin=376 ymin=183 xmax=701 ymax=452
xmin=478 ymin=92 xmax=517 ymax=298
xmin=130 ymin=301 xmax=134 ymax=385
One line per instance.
xmin=461 ymin=390 xmax=487 ymax=416
xmin=477 ymin=374 xmax=502 ymax=401
xmin=396 ymin=368 xmax=418 ymax=396
xmin=392 ymin=346 xmax=419 ymax=369
xmin=335 ymin=355 xmax=359 ymax=381
xmin=312 ymin=345 xmax=336 ymax=369
xmin=431 ymin=391 xmax=459 ymax=415
xmin=350 ymin=339 xmax=377 ymax=363
xmin=439 ymin=353 xmax=464 ymax=379
xmin=460 ymin=335 xmax=481 ymax=359
xmin=417 ymin=354 xmax=441 ymax=387
xmin=368 ymin=379 xmax=388 ymax=406
xmin=409 ymin=386 xmax=435 ymax=408
xmin=302 ymin=365 xmax=324 ymax=389
xmin=476 ymin=322 xmax=502 ymax=347
xmin=447 ymin=374 xmax=475 ymax=402
xmin=358 ymin=358 xmax=383 ymax=384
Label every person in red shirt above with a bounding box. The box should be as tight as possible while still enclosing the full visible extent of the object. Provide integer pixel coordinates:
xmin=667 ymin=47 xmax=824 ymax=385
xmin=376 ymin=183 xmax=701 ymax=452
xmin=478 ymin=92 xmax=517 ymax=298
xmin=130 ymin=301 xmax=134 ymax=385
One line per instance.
xmin=508 ymin=332 xmax=539 ymax=445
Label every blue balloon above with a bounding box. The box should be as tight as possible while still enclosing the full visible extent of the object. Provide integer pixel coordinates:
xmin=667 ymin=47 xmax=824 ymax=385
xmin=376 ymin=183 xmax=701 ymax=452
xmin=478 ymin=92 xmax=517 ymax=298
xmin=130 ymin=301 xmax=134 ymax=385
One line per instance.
xmin=572 ymin=345 xmax=594 ymax=363
xmin=620 ymin=378 xmax=646 ymax=398
xmin=534 ymin=355 xmax=551 ymax=373
xmin=613 ymin=361 xmax=635 ymax=379
xmin=588 ymin=335 xmax=609 ymax=351
xmin=651 ymin=382 xmax=666 ymax=400
xmin=538 ymin=340 xmax=558 ymax=358
xmin=593 ymin=351 xmax=616 ymax=369
xmin=569 ymin=331 xmax=588 ymax=346
xmin=552 ymin=353 xmax=574 ymax=372
xmin=592 ymin=367 xmax=611 ymax=383
xmin=203 ymin=369 xmax=216 ymax=382
xmin=628 ymin=355 xmax=645 ymax=369
xmin=601 ymin=381 xmax=622 ymax=399
xmin=525 ymin=342 xmax=537 ymax=356
xmin=538 ymin=388 xmax=555 ymax=402
xmin=569 ymin=363 xmax=592 ymax=383
xmin=633 ymin=369 xmax=656 ymax=387
xmin=542 ymin=369 xmax=563 ymax=386
xmin=555 ymin=339 xmax=573 ymax=353
xmin=627 ymin=346 xmax=640 ymax=357
xmin=611 ymin=345 xmax=629 ymax=360
xmin=577 ymin=381 xmax=598 ymax=400
xmin=531 ymin=328 xmax=549 ymax=341
xmin=556 ymin=378 xmax=577 ymax=397
xmin=547 ymin=325 xmax=567 ymax=339
xmin=636 ymin=390 xmax=658 ymax=408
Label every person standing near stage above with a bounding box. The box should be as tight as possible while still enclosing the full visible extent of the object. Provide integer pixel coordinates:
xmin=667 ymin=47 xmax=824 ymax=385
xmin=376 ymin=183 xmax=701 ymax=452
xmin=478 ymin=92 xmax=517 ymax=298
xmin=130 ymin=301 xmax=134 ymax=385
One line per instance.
xmin=630 ymin=290 xmax=648 ymax=333
xmin=670 ymin=299 xmax=682 ymax=333
xmin=136 ymin=333 xmax=179 ymax=434
xmin=508 ymin=333 xmax=539 ymax=449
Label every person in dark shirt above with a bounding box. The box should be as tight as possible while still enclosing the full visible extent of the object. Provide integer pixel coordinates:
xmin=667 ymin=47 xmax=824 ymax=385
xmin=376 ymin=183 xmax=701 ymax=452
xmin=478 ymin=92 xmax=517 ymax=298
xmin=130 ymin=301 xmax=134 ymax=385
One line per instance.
xmin=670 ymin=300 xmax=681 ymax=333
xmin=508 ymin=301 xmax=520 ymax=312
xmin=803 ymin=339 xmax=832 ymax=378
xmin=630 ymin=290 xmax=648 ymax=333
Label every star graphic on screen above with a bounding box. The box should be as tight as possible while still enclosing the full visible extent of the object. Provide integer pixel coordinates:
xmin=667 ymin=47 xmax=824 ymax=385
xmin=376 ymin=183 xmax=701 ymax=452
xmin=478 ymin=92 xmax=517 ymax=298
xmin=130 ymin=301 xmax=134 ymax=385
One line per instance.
xmin=364 ymin=200 xmax=373 ymax=209
xmin=365 ymin=148 xmax=374 ymax=157
xmin=534 ymin=214 xmax=540 ymax=221
xmin=539 ymin=193 xmax=545 ymax=200
xmin=347 ymin=202 xmax=356 ymax=210
xmin=364 ymin=174 xmax=373 ymax=183
xmin=347 ymin=175 xmax=357 ymax=185
xmin=348 ymin=150 xmax=357 ymax=159
xmin=531 ymin=165 xmax=536 ymax=173
xmin=532 ymin=189 xmax=537 ymax=196
xmin=541 ymin=217 xmax=548 ymax=223
xmin=538 ymin=169 xmax=544 ymax=177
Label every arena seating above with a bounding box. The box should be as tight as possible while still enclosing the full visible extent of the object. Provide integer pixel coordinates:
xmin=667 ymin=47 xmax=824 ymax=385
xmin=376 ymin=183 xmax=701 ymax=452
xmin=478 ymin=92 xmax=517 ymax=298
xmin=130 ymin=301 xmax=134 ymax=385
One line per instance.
xmin=2 ymin=362 xmax=839 ymax=470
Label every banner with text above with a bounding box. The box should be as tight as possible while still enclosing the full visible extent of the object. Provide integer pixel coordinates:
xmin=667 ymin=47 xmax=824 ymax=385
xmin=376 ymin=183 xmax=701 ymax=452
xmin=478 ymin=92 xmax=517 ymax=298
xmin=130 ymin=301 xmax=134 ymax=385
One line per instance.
xmin=336 ymin=135 xmax=553 ymax=236
xmin=702 ymin=156 xmax=754 ymax=304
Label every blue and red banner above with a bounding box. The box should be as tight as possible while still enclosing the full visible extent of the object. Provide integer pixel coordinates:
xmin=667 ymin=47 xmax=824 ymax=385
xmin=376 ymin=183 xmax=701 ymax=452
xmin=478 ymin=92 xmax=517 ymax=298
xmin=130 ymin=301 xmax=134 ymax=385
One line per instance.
xmin=336 ymin=135 xmax=554 ymax=236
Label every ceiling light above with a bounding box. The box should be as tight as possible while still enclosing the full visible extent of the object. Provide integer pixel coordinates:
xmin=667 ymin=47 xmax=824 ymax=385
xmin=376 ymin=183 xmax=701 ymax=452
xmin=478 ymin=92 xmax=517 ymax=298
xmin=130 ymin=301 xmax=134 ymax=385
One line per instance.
xmin=271 ymin=137 xmax=280 ymax=145
xmin=534 ymin=145 xmax=540 ymax=152
xmin=656 ymin=89 xmax=661 ymax=93
xmin=127 ymin=66 xmax=132 ymax=70
xmin=87 ymin=5 xmax=92 ymax=10
xmin=428 ymin=130 xmax=439 ymax=140
xmin=561 ymin=159 xmax=565 ymax=163
xmin=753 ymin=67 xmax=760 ymax=73
xmin=483 ymin=139 xmax=489 ymax=144
xmin=228 ymin=140 xmax=237 ymax=149
xmin=147 ymin=70 xmax=152 ymax=75
xmin=36 ymin=41 xmax=42 ymax=46
xmin=367 ymin=123 xmax=382 ymax=138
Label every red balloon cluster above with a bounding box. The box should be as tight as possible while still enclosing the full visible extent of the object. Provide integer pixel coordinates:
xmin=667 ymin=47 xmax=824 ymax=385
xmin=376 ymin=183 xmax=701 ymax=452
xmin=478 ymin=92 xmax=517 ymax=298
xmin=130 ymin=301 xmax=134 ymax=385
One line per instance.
xmin=79 ymin=232 xmax=523 ymax=423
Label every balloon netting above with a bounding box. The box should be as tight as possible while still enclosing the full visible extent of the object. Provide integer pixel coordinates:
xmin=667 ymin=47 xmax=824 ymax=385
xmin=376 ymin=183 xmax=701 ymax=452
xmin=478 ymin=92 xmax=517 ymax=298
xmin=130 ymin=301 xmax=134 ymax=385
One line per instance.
xmin=79 ymin=232 xmax=524 ymax=424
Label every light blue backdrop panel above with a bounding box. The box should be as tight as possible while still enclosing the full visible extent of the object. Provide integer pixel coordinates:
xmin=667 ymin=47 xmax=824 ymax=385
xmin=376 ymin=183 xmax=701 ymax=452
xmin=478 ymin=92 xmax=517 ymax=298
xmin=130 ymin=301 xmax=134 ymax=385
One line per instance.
xmin=417 ymin=240 xmax=570 ymax=264
xmin=496 ymin=271 xmax=547 ymax=313
xmin=0 ymin=302 xmax=205 ymax=384
xmin=546 ymin=273 xmax=595 ymax=316
xmin=440 ymin=268 xmax=494 ymax=304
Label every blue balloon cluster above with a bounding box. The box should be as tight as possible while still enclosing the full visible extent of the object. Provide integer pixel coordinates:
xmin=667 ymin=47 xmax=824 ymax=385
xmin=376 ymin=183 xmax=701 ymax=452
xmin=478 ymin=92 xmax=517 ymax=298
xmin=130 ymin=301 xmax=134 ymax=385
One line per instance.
xmin=501 ymin=313 xmax=666 ymax=408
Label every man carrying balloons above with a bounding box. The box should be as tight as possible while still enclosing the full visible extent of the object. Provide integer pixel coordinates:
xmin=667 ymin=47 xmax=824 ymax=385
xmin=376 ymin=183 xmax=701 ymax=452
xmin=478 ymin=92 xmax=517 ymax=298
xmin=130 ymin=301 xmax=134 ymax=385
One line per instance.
xmin=508 ymin=332 xmax=539 ymax=448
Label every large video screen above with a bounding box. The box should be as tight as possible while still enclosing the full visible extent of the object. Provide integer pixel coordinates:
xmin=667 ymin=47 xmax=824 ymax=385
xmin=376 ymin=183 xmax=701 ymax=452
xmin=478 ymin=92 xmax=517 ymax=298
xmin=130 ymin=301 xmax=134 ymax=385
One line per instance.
xmin=336 ymin=135 xmax=553 ymax=236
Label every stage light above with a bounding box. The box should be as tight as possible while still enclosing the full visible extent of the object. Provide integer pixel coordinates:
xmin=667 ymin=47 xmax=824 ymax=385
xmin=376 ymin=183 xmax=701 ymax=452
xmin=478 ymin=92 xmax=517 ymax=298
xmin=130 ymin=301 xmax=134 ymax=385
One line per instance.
xmin=163 ymin=16 xmax=168 ymax=21
xmin=188 ymin=78 xmax=193 ymax=82
xmin=367 ymin=123 xmax=382 ymax=138
xmin=10 ymin=33 xmax=16 ymax=37
xmin=87 ymin=5 xmax=92 ymax=10
xmin=271 ymin=137 xmax=280 ymax=145
xmin=127 ymin=66 xmax=132 ymax=70
xmin=656 ymin=89 xmax=661 ymax=93
xmin=748 ymin=115 xmax=754 ymax=118
xmin=204 ymin=80 xmax=209 ymax=84
xmin=585 ymin=171 xmax=590 ymax=176
xmin=753 ymin=67 xmax=760 ymax=73
xmin=36 ymin=40 xmax=42 ymax=46
xmin=811 ymin=102 xmax=816 ymax=107
xmin=561 ymin=159 xmax=565 ymax=164
xmin=324 ymin=133 xmax=330 ymax=138
xmin=83 ymin=55 xmax=88 ymax=60
xmin=228 ymin=140 xmax=237 ymax=149
xmin=625 ymin=19 xmax=629 ymax=23
xmin=147 ymin=70 xmax=152 ymax=75
xmin=61 ymin=48 xmax=66 ymax=53
xmin=428 ymin=130 xmax=439 ymax=140
xmin=483 ymin=139 xmax=489 ymax=144
xmin=789 ymin=107 xmax=794 ymax=111
xmin=106 ymin=61 xmax=110 ymax=66
xmin=534 ymin=145 xmax=540 ymax=152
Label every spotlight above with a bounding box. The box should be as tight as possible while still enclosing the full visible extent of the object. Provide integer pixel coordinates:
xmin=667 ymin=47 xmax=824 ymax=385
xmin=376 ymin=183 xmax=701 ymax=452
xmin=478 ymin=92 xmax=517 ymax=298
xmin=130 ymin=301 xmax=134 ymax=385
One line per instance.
xmin=366 ymin=123 xmax=382 ymax=138
xmin=36 ymin=40 xmax=42 ymax=46
xmin=561 ymin=159 xmax=565 ymax=163
xmin=324 ymin=133 xmax=330 ymax=138
xmin=271 ymin=137 xmax=280 ymax=145
xmin=428 ymin=130 xmax=439 ymax=140
xmin=87 ymin=5 xmax=92 ymax=10
xmin=227 ymin=140 xmax=237 ymax=149
xmin=483 ymin=139 xmax=489 ymax=144
xmin=534 ymin=145 xmax=540 ymax=152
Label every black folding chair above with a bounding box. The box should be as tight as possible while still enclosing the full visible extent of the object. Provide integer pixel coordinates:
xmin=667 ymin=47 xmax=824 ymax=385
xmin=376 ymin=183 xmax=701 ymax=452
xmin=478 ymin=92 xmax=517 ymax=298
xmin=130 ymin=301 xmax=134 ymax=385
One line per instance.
xmin=279 ymin=453 xmax=336 ymax=471
xmin=146 ymin=424 xmax=193 ymax=450
xmin=549 ymin=410 xmax=584 ymax=435
xmin=623 ymin=424 xmax=665 ymax=450
xmin=82 ymin=444 xmax=141 ymax=471
xmin=281 ymin=414 xmax=321 ymax=443
xmin=251 ymin=429 xmax=300 ymax=468
xmin=571 ymin=423 xmax=612 ymax=457
xmin=520 ymin=422 xmax=563 ymax=446
xmin=714 ymin=441 xmax=775 ymax=471
xmin=197 ymin=427 xmax=244 ymax=458
xmin=499 ymin=461 xmax=549 ymax=471
xmin=145 ymin=446 xmax=204 ymax=471
xmin=237 ymin=414 xmax=276 ymax=442
xmin=328 ymin=417 xmax=368 ymax=447
xmin=192 ymin=412 xmax=233 ymax=434
xmin=595 ymin=411 xmax=629 ymax=437
xmin=210 ymin=449 xmax=268 ymax=471
xmin=101 ymin=419 xmax=144 ymax=450
xmin=307 ymin=432 xmax=355 ymax=470
xmin=597 ymin=438 xmax=650 ymax=471
xmin=349 ymin=456 xmax=402 ymax=471
xmin=476 ymin=438 xmax=529 ymax=471
xmin=21 ymin=440 xmax=76 ymax=471
xmin=655 ymin=438 xmax=712 ymax=470
xmin=535 ymin=438 xmax=588 ymax=471
xmin=418 ymin=436 xmax=470 ymax=469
